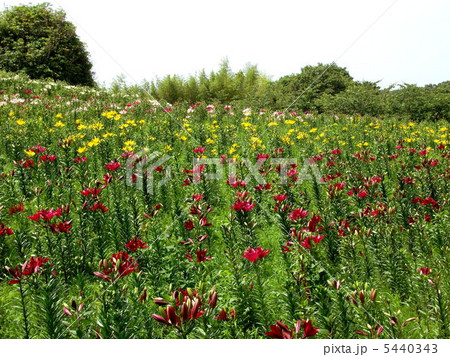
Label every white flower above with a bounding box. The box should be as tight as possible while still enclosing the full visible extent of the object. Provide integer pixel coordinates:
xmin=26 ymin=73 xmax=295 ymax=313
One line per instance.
xmin=10 ymin=98 xmax=25 ymax=104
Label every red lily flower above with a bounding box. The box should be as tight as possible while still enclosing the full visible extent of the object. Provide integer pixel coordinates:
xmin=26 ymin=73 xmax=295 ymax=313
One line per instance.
xmin=86 ymin=202 xmax=109 ymax=212
xmin=307 ymin=214 xmax=322 ymax=232
xmin=334 ymin=182 xmax=346 ymax=190
xmin=199 ymin=216 xmax=212 ymax=227
xmin=93 ymin=252 xmax=138 ymax=282
xmin=124 ymin=238 xmax=148 ymax=251
xmin=412 ymin=196 xmax=439 ymax=210
xmin=289 ymin=208 xmax=309 ymax=220
xmin=152 ymin=289 xmax=210 ymax=328
xmin=216 ymin=309 xmax=230 ymax=321
xmin=193 ymin=147 xmax=206 ymax=154
xmin=39 ymin=155 xmax=58 ymax=162
xmin=104 ymin=162 xmax=121 ymax=171
xmin=357 ymin=190 xmax=368 ymax=198
xmin=418 ymin=267 xmax=431 ymax=275
xmin=18 ymin=159 xmax=35 ymax=168
xmin=8 ymin=203 xmax=24 ymax=214
xmin=121 ymin=152 xmax=135 ymax=159
xmin=254 ymin=183 xmax=272 ymax=192
xmin=273 ymin=194 xmax=288 ymax=202
xmin=0 ymin=223 xmax=14 ymax=236
xmin=257 ymin=153 xmax=270 ymax=160
xmin=242 ymin=247 xmax=270 ymax=263
xmin=266 ymin=321 xmax=294 ymax=339
xmin=231 ymin=199 xmax=255 ymax=212
xmin=302 ymin=319 xmax=319 ymax=338
xmin=227 ymin=178 xmax=247 ymax=188
xmin=184 ymin=220 xmax=195 ymax=230
xmin=48 ymin=221 xmax=72 ymax=234
xmin=28 ymin=207 xmax=63 ymax=222
xmin=74 ymin=156 xmax=87 ymax=163
xmin=6 ymin=256 xmax=50 ymax=284
xmin=31 ymin=145 xmax=47 ymax=153
xmin=192 ymin=194 xmax=203 ymax=201
xmin=80 ymin=187 xmax=103 ymax=197
xmin=195 ymin=249 xmax=212 ymax=263
xmin=402 ymin=177 xmax=414 ymax=185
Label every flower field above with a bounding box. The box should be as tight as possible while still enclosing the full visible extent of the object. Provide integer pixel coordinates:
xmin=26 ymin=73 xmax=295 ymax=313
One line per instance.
xmin=0 ymin=73 xmax=449 ymax=339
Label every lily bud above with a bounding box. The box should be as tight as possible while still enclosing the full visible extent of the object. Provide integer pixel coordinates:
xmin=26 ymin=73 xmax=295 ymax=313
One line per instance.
xmin=354 ymin=330 xmax=368 ymax=336
xmin=369 ymin=288 xmax=377 ymax=302
xmin=187 ymin=288 xmax=194 ymax=299
xmin=389 ymin=316 xmax=398 ymax=325
xmin=140 ymin=289 xmax=147 ymax=303
xmin=152 ymin=314 xmax=170 ymax=326
xmin=295 ymin=320 xmax=302 ymax=334
xmin=190 ymin=298 xmax=200 ymax=320
xmin=401 ymin=317 xmax=416 ymax=327
xmin=154 ymin=298 xmax=168 ymax=306
xmin=181 ymin=302 xmax=189 ymax=322
xmin=209 ymin=291 xmax=218 ymax=309
xmin=329 ymin=280 xmax=341 ymax=290
xmin=166 ymin=305 xmax=178 ymax=325
xmin=186 ymin=298 xmax=192 ymax=312
xmin=359 ymin=291 xmax=365 ymax=304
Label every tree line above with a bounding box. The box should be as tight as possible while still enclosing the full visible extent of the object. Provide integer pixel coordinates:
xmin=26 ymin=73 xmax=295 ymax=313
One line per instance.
xmin=1 ymin=4 xmax=449 ymax=121
xmin=113 ymin=61 xmax=450 ymax=122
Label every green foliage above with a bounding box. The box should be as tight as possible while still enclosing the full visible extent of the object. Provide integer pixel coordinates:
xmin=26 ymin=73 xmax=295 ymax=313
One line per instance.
xmin=387 ymin=83 xmax=450 ymax=122
xmin=0 ymin=3 xmax=94 ymax=86
xmin=111 ymin=61 xmax=450 ymax=122
xmin=119 ymin=59 xmax=271 ymax=106
xmin=317 ymin=81 xmax=388 ymax=117
xmin=270 ymin=63 xmax=355 ymax=110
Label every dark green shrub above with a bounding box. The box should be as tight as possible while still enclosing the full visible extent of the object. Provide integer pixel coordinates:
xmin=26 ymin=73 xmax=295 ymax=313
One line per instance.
xmin=0 ymin=3 xmax=95 ymax=86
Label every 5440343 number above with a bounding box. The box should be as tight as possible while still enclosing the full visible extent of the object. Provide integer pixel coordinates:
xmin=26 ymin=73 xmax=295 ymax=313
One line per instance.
xmin=383 ymin=344 xmax=437 ymax=354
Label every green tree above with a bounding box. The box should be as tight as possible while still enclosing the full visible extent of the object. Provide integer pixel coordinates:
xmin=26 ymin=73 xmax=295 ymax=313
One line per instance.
xmin=318 ymin=81 xmax=388 ymax=116
xmin=185 ymin=75 xmax=200 ymax=103
xmin=0 ymin=3 xmax=95 ymax=86
xmin=156 ymin=74 xmax=185 ymax=104
xmin=387 ymin=83 xmax=450 ymax=121
xmin=272 ymin=63 xmax=355 ymax=110
xmin=198 ymin=70 xmax=212 ymax=101
xmin=210 ymin=58 xmax=236 ymax=102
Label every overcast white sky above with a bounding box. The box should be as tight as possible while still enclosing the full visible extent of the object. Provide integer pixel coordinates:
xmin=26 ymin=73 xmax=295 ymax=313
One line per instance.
xmin=2 ymin=0 xmax=450 ymax=87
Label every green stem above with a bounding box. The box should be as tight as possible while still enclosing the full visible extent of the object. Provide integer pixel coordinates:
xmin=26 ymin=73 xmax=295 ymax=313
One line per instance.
xmin=19 ymin=282 xmax=30 ymax=339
